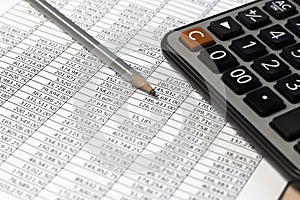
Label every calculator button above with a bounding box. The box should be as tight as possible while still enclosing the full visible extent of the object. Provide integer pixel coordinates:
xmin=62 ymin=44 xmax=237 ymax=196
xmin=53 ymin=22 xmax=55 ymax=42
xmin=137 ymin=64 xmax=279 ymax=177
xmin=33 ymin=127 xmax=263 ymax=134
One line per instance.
xmin=293 ymin=0 xmax=300 ymax=4
xmin=230 ymin=35 xmax=267 ymax=62
xmin=275 ymin=74 xmax=300 ymax=103
xmin=252 ymin=54 xmax=291 ymax=82
xmin=237 ymin=7 xmax=271 ymax=30
xmin=198 ymin=45 xmax=239 ymax=73
xmin=180 ymin=27 xmax=215 ymax=51
xmin=222 ymin=66 xmax=262 ymax=95
xmin=244 ymin=87 xmax=285 ymax=117
xmin=271 ymin=107 xmax=300 ymax=141
xmin=286 ymin=16 xmax=300 ymax=37
xmin=281 ymin=43 xmax=300 ymax=69
xmin=264 ymin=0 xmax=297 ymax=19
xmin=259 ymin=25 xmax=295 ymax=50
xmin=295 ymin=142 xmax=300 ymax=154
xmin=209 ymin=17 xmax=243 ymax=40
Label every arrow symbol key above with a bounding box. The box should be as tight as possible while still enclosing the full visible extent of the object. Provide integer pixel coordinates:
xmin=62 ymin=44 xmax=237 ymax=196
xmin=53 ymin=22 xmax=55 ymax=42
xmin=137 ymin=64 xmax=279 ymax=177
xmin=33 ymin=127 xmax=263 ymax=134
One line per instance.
xmin=209 ymin=17 xmax=243 ymax=40
xmin=220 ymin=21 xmax=231 ymax=29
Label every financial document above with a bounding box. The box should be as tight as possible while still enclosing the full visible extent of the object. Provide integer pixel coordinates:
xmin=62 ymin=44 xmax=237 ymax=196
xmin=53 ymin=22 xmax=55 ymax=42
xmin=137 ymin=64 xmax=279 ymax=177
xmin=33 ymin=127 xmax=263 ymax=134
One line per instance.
xmin=0 ymin=0 xmax=286 ymax=199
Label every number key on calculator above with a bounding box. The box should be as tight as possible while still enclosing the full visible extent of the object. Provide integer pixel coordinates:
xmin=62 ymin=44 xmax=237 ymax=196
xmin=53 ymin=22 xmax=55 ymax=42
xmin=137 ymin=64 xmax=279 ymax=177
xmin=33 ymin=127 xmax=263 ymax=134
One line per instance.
xmin=162 ymin=0 xmax=300 ymax=185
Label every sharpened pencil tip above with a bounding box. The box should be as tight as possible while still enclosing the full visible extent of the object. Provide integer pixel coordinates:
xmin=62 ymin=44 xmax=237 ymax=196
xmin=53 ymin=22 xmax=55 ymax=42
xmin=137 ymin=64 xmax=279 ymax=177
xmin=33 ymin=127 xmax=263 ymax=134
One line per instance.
xmin=149 ymin=89 xmax=158 ymax=97
xmin=137 ymin=83 xmax=158 ymax=97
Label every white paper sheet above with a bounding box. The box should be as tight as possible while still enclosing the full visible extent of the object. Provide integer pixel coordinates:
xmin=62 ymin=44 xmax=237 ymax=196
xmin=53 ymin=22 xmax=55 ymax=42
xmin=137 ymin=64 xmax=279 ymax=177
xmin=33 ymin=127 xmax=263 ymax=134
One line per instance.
xmin=0 ymin=0 xmax=286 ymax=199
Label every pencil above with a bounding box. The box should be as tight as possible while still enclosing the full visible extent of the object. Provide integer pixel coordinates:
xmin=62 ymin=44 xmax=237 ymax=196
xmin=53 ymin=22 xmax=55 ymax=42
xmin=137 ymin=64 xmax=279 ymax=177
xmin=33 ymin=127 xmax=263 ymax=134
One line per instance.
xmin=27 ymin=0 xmax=157 ymax=97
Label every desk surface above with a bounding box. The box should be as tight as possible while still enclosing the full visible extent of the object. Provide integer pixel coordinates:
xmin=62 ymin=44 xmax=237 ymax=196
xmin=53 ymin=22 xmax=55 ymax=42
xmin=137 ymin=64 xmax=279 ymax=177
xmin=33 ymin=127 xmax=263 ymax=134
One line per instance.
xmin=281 ymin=184 xmax=300 ymax=200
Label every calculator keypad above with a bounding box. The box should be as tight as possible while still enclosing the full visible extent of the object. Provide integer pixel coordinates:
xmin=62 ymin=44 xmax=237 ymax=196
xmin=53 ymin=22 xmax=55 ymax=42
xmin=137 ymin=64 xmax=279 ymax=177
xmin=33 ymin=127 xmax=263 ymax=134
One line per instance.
xmin=275 ymin=73 xmax=300 ymax=103
xmin=264 ymin=0 xmax=298 ymax=19
xmin=198 ymin=44 xmax=239 ymax=73
xmin=244 ymin=87 xmax=286 ymax=117
xmin=271 ymin=107 xmax=300 ymax=141
xmin=259 ymin=24 xmax=295 ymax=50
xmin=180 ymin=27 xmax=215 ymax=51
xmin=252 ymin=54 xmax=291 ymax=81
xmin=230 ymin=35 xmax=268 ymax=61
xmin=286 ymin=16 xmax=300 ymax=37
xmin=281 ymin=43 xmax=300 ymax=69
xmin=209 ymin=17 xmax=244 ymax=40
xmin=222 ymin=66 xmax=262 ymax=95
xmin=237 ymin=7 xmax=271 ymax=29
xmin=166 ymin=0 xmax=300 ymax=183
xmin=183 ymin=1 xmax=300 ymax=135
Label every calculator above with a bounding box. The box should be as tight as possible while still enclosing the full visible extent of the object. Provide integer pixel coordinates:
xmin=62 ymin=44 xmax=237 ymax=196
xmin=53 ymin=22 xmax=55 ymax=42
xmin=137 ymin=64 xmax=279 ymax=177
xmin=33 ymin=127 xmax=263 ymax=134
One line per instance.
xmin=162 ymin=0 xmax=300 ymax=185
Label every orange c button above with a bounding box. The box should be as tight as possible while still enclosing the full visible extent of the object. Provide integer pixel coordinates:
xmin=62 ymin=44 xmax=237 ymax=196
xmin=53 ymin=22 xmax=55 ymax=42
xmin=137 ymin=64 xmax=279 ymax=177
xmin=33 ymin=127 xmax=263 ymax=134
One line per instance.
xmin=180 ymin=27 xmax=214 ymax=51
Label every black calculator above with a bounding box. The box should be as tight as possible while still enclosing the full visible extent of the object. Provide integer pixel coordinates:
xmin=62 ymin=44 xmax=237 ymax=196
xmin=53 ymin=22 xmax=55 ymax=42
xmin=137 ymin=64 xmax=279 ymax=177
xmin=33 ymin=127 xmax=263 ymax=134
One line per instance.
xmin=162 ymin=0 xmax=300 ymax=185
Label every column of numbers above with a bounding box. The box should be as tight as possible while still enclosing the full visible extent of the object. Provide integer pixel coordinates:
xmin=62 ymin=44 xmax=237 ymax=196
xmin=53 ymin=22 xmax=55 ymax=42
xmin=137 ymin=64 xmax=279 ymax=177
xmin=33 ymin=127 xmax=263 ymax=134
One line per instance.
xmin=0 ymin=0 xmax=119 ymax=199
xmin=102 ymin=1 xmax=222 ymax=199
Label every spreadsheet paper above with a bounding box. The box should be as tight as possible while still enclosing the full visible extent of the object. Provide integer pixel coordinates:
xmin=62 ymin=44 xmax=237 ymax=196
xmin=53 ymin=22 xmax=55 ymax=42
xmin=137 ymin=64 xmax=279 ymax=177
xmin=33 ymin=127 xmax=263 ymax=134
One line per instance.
xmin=0 ymin=0 xmax=286 ymax=199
